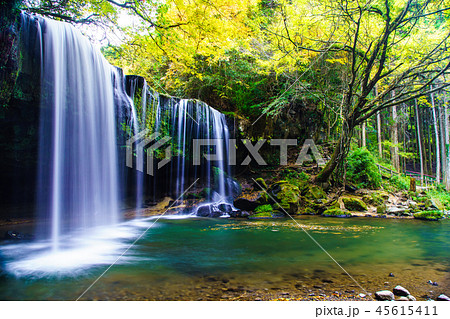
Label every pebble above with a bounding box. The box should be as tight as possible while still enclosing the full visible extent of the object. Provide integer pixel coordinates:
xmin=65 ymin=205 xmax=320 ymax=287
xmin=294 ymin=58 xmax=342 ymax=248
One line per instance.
xmin=389 ymin=273 xmax=395 ymax=277
xmin=393 ymin=285 xmax=410 ymax=297
xmin=359 ymin=293 xmax=366 ymax=298
xmin=436 ymin=294 xmax=450 ymax=301
xmin=432 ymin=282 xmax=438 ymax=286
xmin=375 ymin=290 xmax=395 ymax=301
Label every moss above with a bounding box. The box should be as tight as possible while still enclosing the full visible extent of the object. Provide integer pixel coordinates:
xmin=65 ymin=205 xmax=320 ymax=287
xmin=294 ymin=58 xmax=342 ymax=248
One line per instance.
xmin=413 ymin=211 xmax=444 ymax=221
xmin=323 ymin=208 xmax=351 ymax=217
xmin=255 ymin=204 xmax=272 ymax=213
xmin=342 ymin=197 xmax=368 ymax=211
xmin=376 ymin=204 xmax=387 ymax=214
xmin=269 ymin=181 xmax=300 ymax=214
xmin=251 ymin=211 xmax=273 ymax=218
xmin=303 ymin=207 xmax=318 ymax=215
xmin=362 ymin=193 xmax=385 ymax=206
xmin=254 ymin=177 xmax=268 ymax=189
xmin=305 ymin=185 xmax=327 ymax=200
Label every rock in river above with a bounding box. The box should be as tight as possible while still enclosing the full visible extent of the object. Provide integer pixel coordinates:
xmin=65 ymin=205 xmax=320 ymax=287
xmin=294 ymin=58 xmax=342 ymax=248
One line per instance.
xmin=375 ymin=290 xmax=394 ymax=301
xmin=436 ymin=294 xmax=450 ymax=301
xmin=233 ymin=198 xmax=259 ymax=211
xmin=393 ymin=285 xmax=410 ymax=297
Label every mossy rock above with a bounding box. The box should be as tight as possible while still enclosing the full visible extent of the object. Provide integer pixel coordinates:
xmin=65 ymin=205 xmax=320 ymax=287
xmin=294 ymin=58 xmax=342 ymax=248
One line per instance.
xmin=429 ymin=198 xmax=445 ymax=211
xmin=254 ymin=177 xmax=268 ymax=190
xmin=305 ymin=185 xmax=327 ymax=200
xmin=376 ymin=204 xmax=387 ymax=214
xmin=303 ymin=207 xmax=317 ymax=215
xmin=323 ymin=208 xmax=352 ymax=218
xmin=256 ymin=192 xmax=269 ymax=205
xmin=413 ymin=211 xmax=444 ymax=221
xmin=268 ymin=181 xmax=300 ymax=214
xmin=362 ymin=193 xmax=385 ymax=206
xmin=342 ymin=197 xmax=368 ymax=212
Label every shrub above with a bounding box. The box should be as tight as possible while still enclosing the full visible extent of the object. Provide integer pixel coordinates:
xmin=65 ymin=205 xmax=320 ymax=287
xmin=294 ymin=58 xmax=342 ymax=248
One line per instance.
xmin=346 ymin=148 xmax=381 ymax=189
xmin=388 ymin=175 xmax=410 ymax=191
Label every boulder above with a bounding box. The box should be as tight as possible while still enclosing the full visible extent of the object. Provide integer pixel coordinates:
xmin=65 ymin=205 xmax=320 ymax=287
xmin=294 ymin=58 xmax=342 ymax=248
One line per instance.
xmin=436 ymin=294 xmax=450 ymax=301
xmin=305 ymin=186 xmax=327 ymax=200
xmin=253 ymin=178 xmax=267 ymax=190
xmin=342 ymin=197 xmax=368 ymax=211
xmin=387 ymin=206 xmax=409 ymax=215
xmin=233 ymin=198 xmax=259 ymax=211
xmin=430 ymin=198 xmax=444 ymax=210
xmin=268 ymin=181 xmax=300 ymax=214
xmin=375 ymin=290 xmax=395 ymax=301
xmin=376 ymin=204 xmax=387 ymax=214
xmin=196 ymin=205 xmax=222 ymax=217
xmin=393 ymin=285 xmax=410 ymax=297
xmin=218 ymin=204 xmax=232 ymax=214
xmin=322 ymin=208 xmax=351 ymax=218
xmin=196 ymin=205 xmax=212 ymax=217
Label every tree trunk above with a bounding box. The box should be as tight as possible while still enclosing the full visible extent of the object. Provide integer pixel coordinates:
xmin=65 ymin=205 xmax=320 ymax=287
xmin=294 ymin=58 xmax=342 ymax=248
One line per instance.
xmin=377 ymin=111 xmax=382 ymax=158
xmin=438 ymin=102 xmax=446 ymax=185
xmin=391 ymin=92 xmax=400 ymax=171
xmin=431 ymin=89 xmax=441 ymax=184
xmin=315 ymin=126 xmax=354 ymax=183
xmin=415 ymin=99 xmax=424 ymax=183
xmin=362 ymin=121 xmax=366 ymax=148
xmin=444 ymin=93 xmax=450 ymax=190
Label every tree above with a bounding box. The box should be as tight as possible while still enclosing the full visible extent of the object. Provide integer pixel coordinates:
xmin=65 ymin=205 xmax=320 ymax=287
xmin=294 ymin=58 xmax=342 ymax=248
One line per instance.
xmin=279 ymin=0 xmax=450 ymax=183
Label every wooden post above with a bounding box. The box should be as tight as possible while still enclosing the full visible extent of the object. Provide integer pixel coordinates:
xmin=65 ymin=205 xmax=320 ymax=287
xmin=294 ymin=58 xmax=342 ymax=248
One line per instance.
xmin=410 ymin=177 xmax=416 ymax=192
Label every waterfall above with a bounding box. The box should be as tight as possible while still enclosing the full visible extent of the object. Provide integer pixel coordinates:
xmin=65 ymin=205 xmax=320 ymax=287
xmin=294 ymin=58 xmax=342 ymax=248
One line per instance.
xmin=24 ymin=13 xmax=121 ymax=249
xmin=23 ymin=10 xmax=237 ymax=248
xmin=125 ymin=80 xmax=237 ymax=215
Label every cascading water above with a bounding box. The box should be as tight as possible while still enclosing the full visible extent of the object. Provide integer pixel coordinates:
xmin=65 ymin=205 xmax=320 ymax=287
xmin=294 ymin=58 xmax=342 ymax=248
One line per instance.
xmin=27 ymin=13 xmax=120 ymax=249
xmin=125 ymin=79 xmax=238 ymax=215
xmin=1 ymin=13 xmax=238 ymax=278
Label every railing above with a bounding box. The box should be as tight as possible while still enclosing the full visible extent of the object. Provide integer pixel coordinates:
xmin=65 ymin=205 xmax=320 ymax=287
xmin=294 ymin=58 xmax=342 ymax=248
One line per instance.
xmin=376 ymin=164 xmax=440 ymax=186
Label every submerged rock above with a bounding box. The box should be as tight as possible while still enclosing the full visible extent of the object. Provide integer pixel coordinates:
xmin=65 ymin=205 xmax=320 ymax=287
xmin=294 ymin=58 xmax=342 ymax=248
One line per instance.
xmin=393 ymin=285 xmax=410 ymax=297
xmin=4 ymin=230 xmax=34 ymax=241
xmin=375 ymin=290 xmax=394 ymax=301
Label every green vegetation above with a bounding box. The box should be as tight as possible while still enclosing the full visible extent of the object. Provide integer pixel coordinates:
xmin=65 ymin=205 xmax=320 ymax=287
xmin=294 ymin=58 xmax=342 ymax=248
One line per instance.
xmin=346 ymin=148 xmax=381 ymax=189
xmin=254 ymin=204 xmax=272 ymax=213
xmin=322 ymin=208 xmax=351 ymax=218
xmin=413 ymin=211 xmax=444 ymax=221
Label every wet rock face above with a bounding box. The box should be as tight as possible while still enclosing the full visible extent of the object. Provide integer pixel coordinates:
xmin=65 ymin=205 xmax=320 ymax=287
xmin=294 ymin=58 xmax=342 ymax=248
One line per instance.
xmin=0 ymin=11 xmax=42 ymax=213
xmin=233 ymin=198 xmax=259 ymax=211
